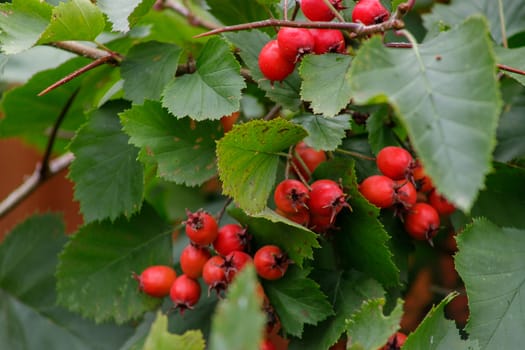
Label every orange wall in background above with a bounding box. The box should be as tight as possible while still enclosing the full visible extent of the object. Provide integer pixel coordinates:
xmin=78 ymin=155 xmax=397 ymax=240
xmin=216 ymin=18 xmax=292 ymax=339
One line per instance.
xmin=0 ymin=138 xmax=83 ymax=240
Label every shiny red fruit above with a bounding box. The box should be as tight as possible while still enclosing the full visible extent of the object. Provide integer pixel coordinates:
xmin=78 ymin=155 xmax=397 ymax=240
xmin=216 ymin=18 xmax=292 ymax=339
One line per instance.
xmin=273 ymin=179 xmax=310 ymax=214
xmin=276 ymin=207 xmax=310 ymax=227
xmin=301 ymin=0 xmax=345 ymax=22
xmin=310 ymin=29 xmax=346 ymax=54
xmin=359 ymin=175 xmax=395 ymax=208
xmin=254 ymin=245 xmax=290 ymax=280
xmin=202 ymin=255 xmax=228 ymax=295
xmin=413 ymin=161 xmax=434 ymax=192
xmin=185 ymin=209 xmax=218 ymax=245
xmin=308 ymin=179 xmax=348 ymax=222
xmin=260 ymin=338 xmax=277 ymax=350
xmin=213 ymin=224 xmax=250 ymax=256
xmin=394 ymin=180 xmax=417 ymax=209
xmin=404 ymin=202 xmax=440 ymax=241
xmin=169 ymin=274 xmax=201 ymax=313
xmin=180 ymin=244 xmax=211 ymax=279
xmin=376 ymin=146 xmax=414 ymax=180
xmin=309 ymin=213 xmax=333 ymax=234
xmin=428 ymin=189 xmax=456 ymax=215
xmin=292 ymin=141 xmax=327 ymax=181
xmin=352 ymin=0 xmax=390 ymax=25
xmin=277 ymin=27 xmax=315 ymax=63
xmin=134 ymin=265 xmax=176 ymax=298
xmin=224 ymin=250 xmax=253 ymax=282
xmin=258 ymin=40 xmax=296 ymax=82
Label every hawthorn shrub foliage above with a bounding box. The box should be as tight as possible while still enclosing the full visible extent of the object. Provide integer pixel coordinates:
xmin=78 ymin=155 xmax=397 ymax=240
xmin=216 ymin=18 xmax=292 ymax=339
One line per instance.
xmin=0 ymin=0 xmax=524 ymax=349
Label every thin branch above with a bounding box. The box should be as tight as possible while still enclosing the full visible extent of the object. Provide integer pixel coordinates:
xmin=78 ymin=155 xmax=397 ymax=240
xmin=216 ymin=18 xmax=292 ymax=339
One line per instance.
xmin=40 ymin=89 xmax=80 ymax=178
xmin=497 ymin=64 xmax=525 ymax=76
xmin=0 ymin=152 xmax=75 ymax=219
xmin=162 ymin=0 xmax=220 ymax=30
xmin=49 ymin=41 xmax=119 ymax=61
xmin=263 ymin=104 xmax=282 ymax=121
xmin=38 ymin=56 xmax=114 ymax=96
xmin=335 ymin=148 xmax=376 ymax=161
xmin=194 ymin=18 xmax=404 ymax=39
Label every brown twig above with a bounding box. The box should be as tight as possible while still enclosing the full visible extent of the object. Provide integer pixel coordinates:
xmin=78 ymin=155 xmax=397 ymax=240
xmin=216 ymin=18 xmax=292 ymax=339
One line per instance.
xmin=194 ymin=18 xmax=404 ymax=39
xmin=38 ymin=55 xmax=115 ymax=96
xmin=40 ymin=89 xmax=79 ymax=178
xmin=0 ymin=152 xmax=75 ymax=219
xmin=49 ymin=41 xmax=119 ymax=61
xmin=263 ymin=104 xmax=282 ymax=121
xmin=497 ymin=64 xmax=525 ymax=76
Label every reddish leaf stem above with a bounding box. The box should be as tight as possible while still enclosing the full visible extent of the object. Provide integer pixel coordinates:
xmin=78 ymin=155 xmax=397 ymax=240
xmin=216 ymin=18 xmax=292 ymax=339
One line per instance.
xmin=38 ymin=55 xmax=114 ymax=96
xmin=161 ymin=0 xmax=220 ymax=30
xmin=497 ymin=64 xmax=525 ymax=76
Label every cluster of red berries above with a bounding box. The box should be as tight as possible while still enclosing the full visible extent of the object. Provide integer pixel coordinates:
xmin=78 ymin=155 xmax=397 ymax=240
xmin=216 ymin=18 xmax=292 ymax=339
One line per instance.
xmin=133 ymin=210 xmax=289 ymax=348
xmin=258 ymin=27 xmax=345 ymax=82
xmin=258 ymin=0 xmax=391 ymax=83
xmin=358 ymin=146 xmax=455 ymax=243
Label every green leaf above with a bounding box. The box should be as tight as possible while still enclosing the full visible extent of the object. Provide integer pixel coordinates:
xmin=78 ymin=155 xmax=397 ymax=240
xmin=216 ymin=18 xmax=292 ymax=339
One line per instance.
xmin=455 ymin=218 xmax=525 ymax=349
xmin=229 ymin=207 xmax=320 ymax=268
xmin=495 ymin=46 xmax=525 ymax=86
xmin=317 ymin=159 xmax=400 ymax=288
xmin=0 ymin=214 xmax=134 ymax=350
xmin=263 ymin=267 xmax=334 ymax=338
xmin=0 ymin=0 xmax=52 ymax=54
xmin=423 ymin=0 xmax=525 ymax=45
xmin=143 ymin=312 xmax=205 ymax=350
xmin=69 ymin=100 xmax=144 ymax=223
xmin=57 ymin=204 xmax=172 ymax=324
xmin=288 ymin=271 xmax=385 ymax=350
xmin=225 ymin=31 xmax=302 ymax=110
xmin=121 ymin=41 xmax=182 ymax=104
xmin=403 ymin=294 xmax=479 ymax=350
xmin=300 ymin=54 xmax=352 ymax=117
xmin=349 ymin=17 xmax=502 ymax=212
xmin=206 ymin=0 xmax=269 ymax=25
xmin=162 ymin=37 xmax=246 ymax=120
xmin=216 ymin=118 xmax=307 ymax=214
xmin=346 ymin=298 xmax=404 ymax=350
xmin=469 ymin=163 xmax=525 ymax=229
xmin=38 ymin=0 xmax=105 ymax=44
xmin=120 ymin=101 xmax=221 ymax=186
xmin=97 ymin=0 xmax=151 ymax=32
xmin=292 ymin=113 xmax=351 ymax=151
xmin=494 ymin=86 xmax=525 ymax=162
xmin=209 ymin=266 xmax=265 ymax=350
xmin=0 ymin=57 xmax=89 ymax=151
xmin=366 ymin=105 xmax=401 ymax=155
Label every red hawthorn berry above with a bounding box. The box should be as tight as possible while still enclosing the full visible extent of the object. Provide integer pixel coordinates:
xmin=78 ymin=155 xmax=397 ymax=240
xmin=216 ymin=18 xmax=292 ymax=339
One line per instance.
xmin=376 ymin=146 xmax=414 ymax=180
xmin=276 ymin=207 xmax=310 ymax=227
xmin=273 ymin=178 xmax=310 ymax=214
xmin=291 ymin=141 xmax=327 ymax=181
xmin=301 ymin=0 xmax=345 ymax=22
xmin=220 ymin=111 xmax=240 ymax=133
xmin=310 ymin=29 xmax=346 ymax=54
xmin=380 ymin=331 xmax=407 ymax=350
xmin=184 ymin=209 xmax=218 ymax=246
xmin=202 ymin=255 xmax=229 ymax=296
xmin=180 ymin=244 xmax=211 ymax=279
xmin=224 ymin=250 xmax=253 ymax=282
xmin=169 ymin=274 xmax=201 ymax=313
xmin=254 ymin=245 xmax=290 ymax=280
xmin=428 ymin=189 xmax=456 ymax=216
xmin=413 ymin=161 xmax=434 ymax=193
xmin=258 ymin=40 xmax=296 ymax=82
xmin=394 ymin=180 xmax=417 ymax=209
xmin=260 ymin=339 xmax=277 ymax=350
xmin=277 ymin=27 xmax=315 ymax=63
xmin=213 ymin=224 xmax=251 ymax=256
xmin=359 ymin=175 xmax=396 ymax=208
xmin=308 ymin=179 xmax=349 ymax=222
xmin=404 ymin=202 xmax=440 ymax=243
xmin=133 ymin=265 xmax=177 ymax=298
xmin=352 ymin=0 xmax=390 ymax=25
xmin=309 ymin=213 xmax=334 ymax=234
